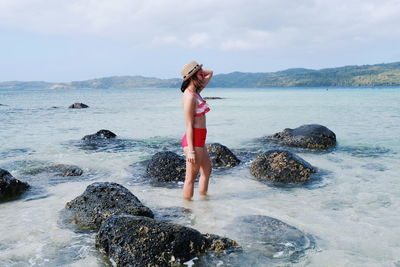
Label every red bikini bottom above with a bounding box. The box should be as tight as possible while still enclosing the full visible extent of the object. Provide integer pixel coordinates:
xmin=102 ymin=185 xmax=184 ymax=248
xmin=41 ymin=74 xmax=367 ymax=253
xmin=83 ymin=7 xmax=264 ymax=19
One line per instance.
xmin=182 ymin=128 xmax=207 ymax=147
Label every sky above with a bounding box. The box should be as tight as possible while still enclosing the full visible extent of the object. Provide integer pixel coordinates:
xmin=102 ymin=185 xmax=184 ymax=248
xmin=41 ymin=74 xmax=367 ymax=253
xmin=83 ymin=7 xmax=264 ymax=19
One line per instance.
xmin=1 ymin=0 xmax=400 ymax=82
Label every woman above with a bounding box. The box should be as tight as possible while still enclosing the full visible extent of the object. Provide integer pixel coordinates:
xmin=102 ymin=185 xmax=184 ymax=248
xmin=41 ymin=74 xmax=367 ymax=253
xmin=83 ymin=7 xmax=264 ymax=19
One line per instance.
xmin=180 ymin=60 xmax=213 ymax=200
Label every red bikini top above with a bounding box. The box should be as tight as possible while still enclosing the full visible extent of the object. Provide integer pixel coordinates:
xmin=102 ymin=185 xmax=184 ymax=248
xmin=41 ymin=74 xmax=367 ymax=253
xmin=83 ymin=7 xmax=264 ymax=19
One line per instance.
xmin=193 ymin=93 xmax=210 ymax=117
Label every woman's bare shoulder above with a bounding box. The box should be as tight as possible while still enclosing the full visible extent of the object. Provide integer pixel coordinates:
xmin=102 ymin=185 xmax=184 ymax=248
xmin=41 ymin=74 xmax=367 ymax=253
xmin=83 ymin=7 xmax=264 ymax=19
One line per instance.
xmin=182 ymin=91 xmax=196 ymax=102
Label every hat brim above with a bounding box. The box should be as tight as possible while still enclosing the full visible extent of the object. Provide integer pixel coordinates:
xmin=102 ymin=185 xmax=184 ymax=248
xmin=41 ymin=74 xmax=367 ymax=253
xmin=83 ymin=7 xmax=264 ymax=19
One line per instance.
xmin=183 ymin=64 xmax=203 ymax=81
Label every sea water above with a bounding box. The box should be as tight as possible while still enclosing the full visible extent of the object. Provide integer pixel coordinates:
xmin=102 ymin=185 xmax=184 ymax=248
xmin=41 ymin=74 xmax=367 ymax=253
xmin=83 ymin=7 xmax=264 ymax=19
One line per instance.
xmin=0 ymin=87 xmax=399 ymax=266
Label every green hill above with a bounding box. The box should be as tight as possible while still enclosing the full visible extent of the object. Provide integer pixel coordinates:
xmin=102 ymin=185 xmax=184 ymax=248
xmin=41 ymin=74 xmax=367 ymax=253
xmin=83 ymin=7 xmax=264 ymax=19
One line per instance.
xmin=1 ymin=61 xmax=400 ymax=89
xmin=209 ymin=62 xmax=400 ymax=87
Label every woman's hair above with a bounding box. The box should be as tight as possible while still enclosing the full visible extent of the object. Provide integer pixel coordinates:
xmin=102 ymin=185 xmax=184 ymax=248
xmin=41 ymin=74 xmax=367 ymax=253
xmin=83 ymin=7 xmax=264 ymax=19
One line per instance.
xmin=180 ymin=71 xmax=204 ymax=93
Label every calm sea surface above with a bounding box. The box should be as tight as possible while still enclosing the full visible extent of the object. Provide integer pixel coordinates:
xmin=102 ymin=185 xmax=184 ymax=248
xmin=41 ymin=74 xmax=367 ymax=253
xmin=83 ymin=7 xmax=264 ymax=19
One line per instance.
xmin=0 ymin=87 xmax=399 ymax=266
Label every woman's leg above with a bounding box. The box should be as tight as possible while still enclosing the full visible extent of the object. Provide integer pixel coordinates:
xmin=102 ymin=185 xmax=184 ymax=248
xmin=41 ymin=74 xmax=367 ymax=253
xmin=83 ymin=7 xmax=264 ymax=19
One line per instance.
xmin=198 ymin=146 xmax=212 ymax=196
xmin=183 ymin=147 xmax=200 ymax=200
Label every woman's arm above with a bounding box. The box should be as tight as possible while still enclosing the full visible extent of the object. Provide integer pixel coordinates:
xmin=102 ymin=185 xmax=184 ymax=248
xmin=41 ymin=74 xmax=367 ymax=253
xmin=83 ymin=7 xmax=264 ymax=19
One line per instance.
xmin=201 ymin=69 xmax=213 ymax=87
xmin=183 ymin=93 xmax=197 ymax=163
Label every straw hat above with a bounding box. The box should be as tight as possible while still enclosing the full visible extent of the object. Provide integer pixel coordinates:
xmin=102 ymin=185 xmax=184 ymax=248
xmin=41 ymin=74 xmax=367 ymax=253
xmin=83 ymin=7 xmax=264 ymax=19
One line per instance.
xmin=180 ymin=60 xmax=203 ymax=81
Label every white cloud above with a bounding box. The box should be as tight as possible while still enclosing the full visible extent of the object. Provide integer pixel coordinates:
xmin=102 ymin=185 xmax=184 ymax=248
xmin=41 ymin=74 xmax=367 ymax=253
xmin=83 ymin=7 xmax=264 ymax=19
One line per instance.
xmin=0 ymin=0 xmax=399 ymax=53
xmin=188 ymin=33 xmax=209 ymax=47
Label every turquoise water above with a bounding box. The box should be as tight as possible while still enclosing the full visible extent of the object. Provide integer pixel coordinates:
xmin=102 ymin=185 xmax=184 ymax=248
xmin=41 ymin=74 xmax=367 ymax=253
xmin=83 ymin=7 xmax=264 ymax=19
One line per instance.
xmin=0 ymin=87 xmax=400 ymax=266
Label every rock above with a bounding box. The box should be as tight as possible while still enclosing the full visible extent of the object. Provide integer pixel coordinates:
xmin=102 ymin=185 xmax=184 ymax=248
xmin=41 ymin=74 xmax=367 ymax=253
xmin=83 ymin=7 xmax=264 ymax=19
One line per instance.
xmin=82 ymin=129 xmax=116 ymax=140
xmin=68 ymin=103 xmax=89 ymax=109
xmin=0 ymin=168 xmax=30 ymax=201
xmin=154 ymin=206 xmax=193 ymax=226
xmin=268 ymin=124 xmax=336 ymax=149
xmin=49 ymin=164 xmax=83 ymax=176
xmin=250 ymin=150 xmax=316 ymax=183
xmin=230 ymin=215 xmax=313 ymax=259
xmin=26 ymin=164 xmax=83 ymax=176
xmin=146 ymin=151 xmax=186 ymax=182
xmin=207 ymin=143 xmax=240 ymax=167
xmin=64 ymin=182 xmax=154 ymax=230
xmin=95 ymin=214 xmax=239 ymax=266
xmin=203 ymin=97 xmax=223 ymax=100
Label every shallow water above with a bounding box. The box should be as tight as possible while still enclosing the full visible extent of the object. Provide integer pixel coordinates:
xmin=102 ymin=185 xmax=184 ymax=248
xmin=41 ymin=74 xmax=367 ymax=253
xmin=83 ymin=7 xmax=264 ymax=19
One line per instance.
xmin=1 ymin=87 xmax=400 ymax=266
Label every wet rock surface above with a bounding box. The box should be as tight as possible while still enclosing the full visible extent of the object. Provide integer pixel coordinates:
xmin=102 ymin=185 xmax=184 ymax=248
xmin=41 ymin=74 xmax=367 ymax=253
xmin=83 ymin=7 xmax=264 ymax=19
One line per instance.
xmin=25 ymin=164 xmax=83 ymax=177
xmin=64 ymin=182 xmax=154 ymax=230
xmin=0 ymin=168 xmax=30 ymax=202
xmin=50 ymin=164 xmax=83 ymax=176
xmin=207 ymin=143 xmax=241 ymax=168
xmin=153 ymin=206 xmax=193 ymax=226
xmin=95 ymin=214 xmax=239 ymax=267
xmin=68 ymin=103 xmax=89 ymax=109
xmin=250 ymin=150 xmax=316 ymax=183
xmin=229 ymin=215 xmax=314 ymax=260
xmin=82 ymin=129 xmax=116 ymax=141
xmin=268 ymin=124 xmax=336 ymax=150
xmin=146 ymin=151 xmax=186 ymax=182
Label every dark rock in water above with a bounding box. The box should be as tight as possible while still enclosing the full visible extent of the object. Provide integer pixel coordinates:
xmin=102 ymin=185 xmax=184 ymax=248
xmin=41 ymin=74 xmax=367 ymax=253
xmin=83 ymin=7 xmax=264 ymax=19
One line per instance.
xmin=268 ymin=124 xmax=336 ymax=150
xmin=95 ymin=214 xmax=239 ymax=266
xmin=0 ymin=168 xmax=30 ymax=202
xmin=68 ymin=103 xmax=89 ymax=109
xmin=82 ymin=129 xmax=116 ymax=140
xmin=146 ymin=151 xmax=186 ymax=182
xmin=207 ymin=143 xmax=240 ymax=168
xmin=49 ymin=164 xmax=83 ymax=176
xmin=64 ymin=182 xmax=154 ymax=230
xmin=26 ymin=164 xmax=83 ymax=177
xmin=154 ymin=206 xmax=193 ymax=226
xmin=230 ymin=215 xmax=314 ymax=259
xmin=250 ymin=150 xmax=316 ymax=183
xmin=203 ymin=97 xmax=223 ymax=100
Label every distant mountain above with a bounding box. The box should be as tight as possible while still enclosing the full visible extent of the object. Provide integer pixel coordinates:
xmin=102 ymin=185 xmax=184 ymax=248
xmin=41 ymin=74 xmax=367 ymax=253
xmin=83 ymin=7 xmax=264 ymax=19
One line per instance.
xmin=209 ymin=62 xmax=400 ymax=87
xmin=1 ymin=62 xmax=400 ymax=89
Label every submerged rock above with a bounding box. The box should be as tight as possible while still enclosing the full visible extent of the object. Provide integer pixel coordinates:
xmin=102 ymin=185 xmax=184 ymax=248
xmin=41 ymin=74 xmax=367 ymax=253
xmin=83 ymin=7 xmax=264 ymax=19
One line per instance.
xmin=230 ymin=215 xmax=313 ymax=259
xmin=96 ymin=214 xmax=239 ymax=267
xmin=268 ymin=124 xmax=336 ymax=150
xmin=203 ymin=97 xmax=223 ymax=100
xmin=207 ymin=143 xmax=240 ymax=168
xmin=68 ymin=103 xmax=89 ymax=109
xmin=64 ymin=182 xmax=154 ymax=230
xmin=250 ymin=150 xmax=316 ymax=183
xmin=154 ymin=206 xmax=193 ymax=226
xmin=25 ymin=164 xmax=83 ymax=177
xmin=82 ymin=129 xmax=116 ymax=141
xmin=146 ymin=151 xmax=186 ymax=182
xmin=49 ymin=164 xmax=83 ymax=176
xmin=0 ymin=168 xmax=30 ymax=202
